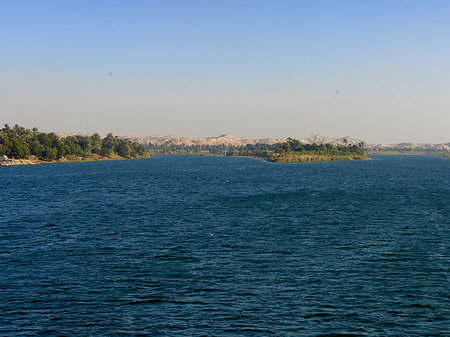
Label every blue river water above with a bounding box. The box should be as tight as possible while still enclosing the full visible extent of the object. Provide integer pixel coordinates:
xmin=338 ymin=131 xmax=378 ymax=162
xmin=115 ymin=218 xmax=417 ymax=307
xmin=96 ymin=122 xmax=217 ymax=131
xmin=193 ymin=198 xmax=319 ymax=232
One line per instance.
xmin=1 ymin=155 xmax=450 ymax=336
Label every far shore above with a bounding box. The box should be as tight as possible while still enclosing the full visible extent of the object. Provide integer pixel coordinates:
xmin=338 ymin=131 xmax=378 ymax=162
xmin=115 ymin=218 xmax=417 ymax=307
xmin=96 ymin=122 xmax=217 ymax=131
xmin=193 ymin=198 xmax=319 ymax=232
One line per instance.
xmin=368 ymin=151 xmax=448 ymax=156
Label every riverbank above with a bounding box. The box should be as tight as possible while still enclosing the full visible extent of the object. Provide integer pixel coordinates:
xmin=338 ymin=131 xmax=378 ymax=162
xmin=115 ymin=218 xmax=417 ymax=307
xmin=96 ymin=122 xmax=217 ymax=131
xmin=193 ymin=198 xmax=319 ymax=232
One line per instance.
xmin=0 ymin=157 xmax=42 ymax=166
xmin=0 ymin=154 xmax=151 ymax=166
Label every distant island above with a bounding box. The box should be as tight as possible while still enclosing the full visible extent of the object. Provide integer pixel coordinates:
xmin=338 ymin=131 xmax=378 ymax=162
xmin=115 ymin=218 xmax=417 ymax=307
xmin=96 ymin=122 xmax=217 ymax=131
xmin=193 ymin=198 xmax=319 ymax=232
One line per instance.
xmin=144 ymin=137 xmax=367 ymax=162
xmin=123 ymin=133 xmax=367 ymax=161
xmin=0 ymin=124 xmax=151 ymax=165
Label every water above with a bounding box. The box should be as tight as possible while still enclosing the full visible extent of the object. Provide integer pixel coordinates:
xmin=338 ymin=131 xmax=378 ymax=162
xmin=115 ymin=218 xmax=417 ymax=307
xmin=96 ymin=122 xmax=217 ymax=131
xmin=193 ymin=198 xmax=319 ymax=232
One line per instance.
xmin=1 ymin=155 xmax=450 ymax=336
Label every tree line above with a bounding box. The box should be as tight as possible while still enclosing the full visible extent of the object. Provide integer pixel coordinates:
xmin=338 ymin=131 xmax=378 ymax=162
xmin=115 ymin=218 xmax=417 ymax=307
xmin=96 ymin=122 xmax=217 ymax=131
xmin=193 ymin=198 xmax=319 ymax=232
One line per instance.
xmin=0 ymin=124 xmax=149 ymax=160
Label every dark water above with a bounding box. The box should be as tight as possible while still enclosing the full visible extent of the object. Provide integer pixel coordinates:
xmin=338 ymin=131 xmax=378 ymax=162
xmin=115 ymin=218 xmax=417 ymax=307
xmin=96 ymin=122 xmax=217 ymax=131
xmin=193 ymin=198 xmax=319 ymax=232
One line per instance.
xmin=1 ymin=155 xmax=450 ymax=336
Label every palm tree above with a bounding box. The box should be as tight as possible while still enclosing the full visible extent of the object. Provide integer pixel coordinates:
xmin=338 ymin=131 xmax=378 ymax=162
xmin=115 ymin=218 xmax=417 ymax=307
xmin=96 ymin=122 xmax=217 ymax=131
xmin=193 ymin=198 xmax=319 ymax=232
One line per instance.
xmin=358 ymin=141 xmax=366 ymax=152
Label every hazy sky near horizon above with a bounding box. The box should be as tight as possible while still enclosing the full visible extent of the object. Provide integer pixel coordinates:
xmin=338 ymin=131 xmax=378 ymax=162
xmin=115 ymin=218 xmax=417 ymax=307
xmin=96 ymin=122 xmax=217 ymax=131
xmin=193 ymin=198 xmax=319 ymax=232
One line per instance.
xmin=1 ymin=0 xmax=449 ymax=143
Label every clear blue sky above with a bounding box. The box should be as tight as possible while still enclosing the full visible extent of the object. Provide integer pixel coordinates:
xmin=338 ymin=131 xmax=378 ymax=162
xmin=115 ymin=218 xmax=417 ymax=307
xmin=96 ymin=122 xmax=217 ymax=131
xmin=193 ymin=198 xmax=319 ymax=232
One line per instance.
xmin=1 ymin=0 xmax=449 ymax=143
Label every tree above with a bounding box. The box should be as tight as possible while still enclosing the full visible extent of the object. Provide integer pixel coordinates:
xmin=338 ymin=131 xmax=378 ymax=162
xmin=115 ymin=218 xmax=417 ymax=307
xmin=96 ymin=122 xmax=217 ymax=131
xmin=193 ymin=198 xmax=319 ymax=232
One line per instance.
xmin=52 ymin=137 xmax=66 ymax=158
xmin=37 ymin=133 xmax=52 ymax=147
xmin=91 ymin=133 xmax=102 ymax=154
xmin=358 ymin=141 xmax=366 ymax=153
xmin=116 ymin=142 xmax=131 ymax=158
xmin=42 ymin=147 xmax=57 ymax=160
xmin=10 ymin=138 xmax=29 ymax=159
xmin=102 ymin=133 xmax=116 ymax=150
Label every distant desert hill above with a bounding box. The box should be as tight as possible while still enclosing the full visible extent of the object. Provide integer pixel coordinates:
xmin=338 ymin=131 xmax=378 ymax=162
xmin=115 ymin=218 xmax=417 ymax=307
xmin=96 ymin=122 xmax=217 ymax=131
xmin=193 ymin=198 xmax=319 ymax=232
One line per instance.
xmin=121 ymin=134 xmax=286 ymax=146
xmin=121 ymin=134 xmax=364 ymax=147
xmin=299 ymin=135 xmax=364 ymax=146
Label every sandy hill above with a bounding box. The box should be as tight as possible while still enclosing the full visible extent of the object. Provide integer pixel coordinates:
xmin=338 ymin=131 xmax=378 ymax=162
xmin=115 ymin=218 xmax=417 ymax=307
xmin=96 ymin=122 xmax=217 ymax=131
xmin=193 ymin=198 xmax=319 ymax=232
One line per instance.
xmin=122 ymin=134 xmax=364 ymax=147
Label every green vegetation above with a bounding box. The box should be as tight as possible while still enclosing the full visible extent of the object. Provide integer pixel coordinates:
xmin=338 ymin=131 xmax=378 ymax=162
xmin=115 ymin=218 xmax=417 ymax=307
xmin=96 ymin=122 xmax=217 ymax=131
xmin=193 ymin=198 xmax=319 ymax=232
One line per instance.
xmin=149 ymin=137 xmax=367 ymax=162
xmin=262 ymin=137 xmax=366 ymax=162
xmin=0 ymin=124 xmax=151 ymax=161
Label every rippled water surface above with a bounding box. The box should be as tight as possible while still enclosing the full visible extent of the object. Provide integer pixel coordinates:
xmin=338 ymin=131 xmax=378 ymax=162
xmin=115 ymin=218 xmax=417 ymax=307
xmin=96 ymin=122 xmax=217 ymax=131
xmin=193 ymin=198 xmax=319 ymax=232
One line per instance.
xmin=1 ymin=155 xmax=450 ymax=335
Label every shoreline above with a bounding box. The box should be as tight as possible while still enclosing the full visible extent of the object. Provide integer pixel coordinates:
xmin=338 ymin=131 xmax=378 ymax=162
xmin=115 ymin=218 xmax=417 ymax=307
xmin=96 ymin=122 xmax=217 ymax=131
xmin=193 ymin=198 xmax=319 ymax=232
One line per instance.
xmin=0 ymin=155 xmax=150 ymax=166
xmin=0 ymin=158 xmax=42 ymax=166
xmin=368 ymin=151 xmax=449 ymax=156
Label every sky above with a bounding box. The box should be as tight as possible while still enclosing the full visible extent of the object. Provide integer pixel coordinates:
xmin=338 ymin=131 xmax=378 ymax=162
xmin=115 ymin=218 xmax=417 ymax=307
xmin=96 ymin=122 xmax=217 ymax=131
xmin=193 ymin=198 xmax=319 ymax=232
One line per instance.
xmin=1 ymin=0 xmax=449 ymax=144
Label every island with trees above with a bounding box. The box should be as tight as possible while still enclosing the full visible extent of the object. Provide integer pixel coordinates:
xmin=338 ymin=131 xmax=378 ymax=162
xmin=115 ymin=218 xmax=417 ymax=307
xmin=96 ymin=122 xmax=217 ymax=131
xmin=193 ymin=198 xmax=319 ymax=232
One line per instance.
xmin=0 ymin=124 xmax=151 ymax=165
xmin=149 ymin=137 xmax=368 ymax=162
